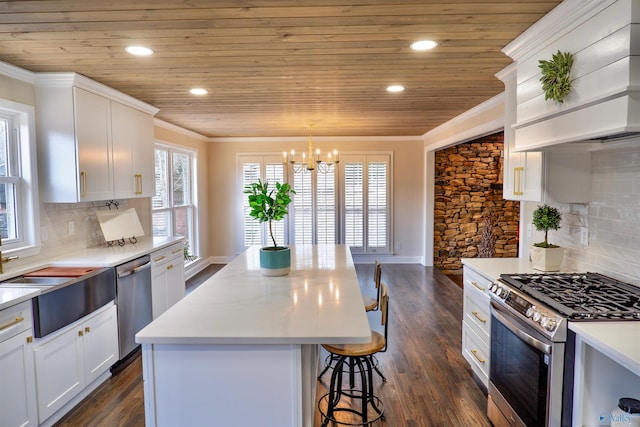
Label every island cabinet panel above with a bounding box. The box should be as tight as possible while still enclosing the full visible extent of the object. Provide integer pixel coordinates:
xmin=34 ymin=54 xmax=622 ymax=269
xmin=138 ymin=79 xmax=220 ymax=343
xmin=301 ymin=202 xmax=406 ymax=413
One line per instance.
xmin=461 ymin=265 xmax=493 ymax=387
xmin=0 ymin=301 xmax=37 ymax=427
xmin=33 ymin=303 xmax=118 ymax=425
xmin=35 ymin=73 xmax=158 ymax=203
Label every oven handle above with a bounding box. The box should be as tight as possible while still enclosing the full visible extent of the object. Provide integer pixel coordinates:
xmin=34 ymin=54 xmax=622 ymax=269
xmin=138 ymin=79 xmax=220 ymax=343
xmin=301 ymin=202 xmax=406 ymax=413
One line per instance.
xmin=491 ymin=303 xmax=552 ymax=355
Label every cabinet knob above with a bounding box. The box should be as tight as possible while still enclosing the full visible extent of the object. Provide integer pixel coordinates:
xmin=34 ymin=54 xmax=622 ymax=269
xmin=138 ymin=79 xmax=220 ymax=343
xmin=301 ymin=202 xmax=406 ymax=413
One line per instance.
xmin=26 ymin=336 xmax=33 ymax=344
xmin=78 ymin=330 xmax=84 ymax=337
xmin=167 ymin=264 xmax=173 ymax=270
xmin=85 ymin=326 xmax=91 ymax=333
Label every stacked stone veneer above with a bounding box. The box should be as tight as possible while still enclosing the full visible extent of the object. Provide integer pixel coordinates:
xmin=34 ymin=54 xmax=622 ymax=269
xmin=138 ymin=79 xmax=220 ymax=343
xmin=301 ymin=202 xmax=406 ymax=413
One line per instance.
xmin=434 ymin=132 xmax=520 ymax=275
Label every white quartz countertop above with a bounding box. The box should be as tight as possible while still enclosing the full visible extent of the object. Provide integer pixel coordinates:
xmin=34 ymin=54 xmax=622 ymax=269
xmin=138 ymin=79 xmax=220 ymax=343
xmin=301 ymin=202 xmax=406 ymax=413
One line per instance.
xmin=136 ymin=245 xmax=372 ymax=345
xmin=0 ymin=236 xmax=182 ymax=311
xmin=461 ymin=257 xmax=540 ymax=281
xmin=569 ymin=322 xmax=640 ymax=377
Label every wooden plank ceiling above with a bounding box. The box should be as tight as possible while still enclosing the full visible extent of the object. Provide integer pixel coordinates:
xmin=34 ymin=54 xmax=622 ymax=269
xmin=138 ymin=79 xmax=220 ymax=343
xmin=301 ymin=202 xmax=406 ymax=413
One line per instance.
xmin=0 ymin=1 xmax=562 ymax=138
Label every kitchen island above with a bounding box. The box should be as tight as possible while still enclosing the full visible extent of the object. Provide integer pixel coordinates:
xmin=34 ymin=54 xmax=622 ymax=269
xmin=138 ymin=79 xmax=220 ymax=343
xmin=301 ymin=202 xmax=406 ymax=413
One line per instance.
xmin=136 ymin=245 xmax=371 ymax=427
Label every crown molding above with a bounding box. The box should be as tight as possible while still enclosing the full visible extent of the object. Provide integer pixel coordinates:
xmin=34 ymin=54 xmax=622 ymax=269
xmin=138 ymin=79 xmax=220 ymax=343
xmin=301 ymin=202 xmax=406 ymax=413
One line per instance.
xmin=0 ymin=60 xmax=36 ymax=84
xmin=503 ymin=0 xmax=615 ymax=61
xmin=154 ymin=118 xmax=209 ymax=141
xmin=208 ymin=135 xmax=423 ymax=143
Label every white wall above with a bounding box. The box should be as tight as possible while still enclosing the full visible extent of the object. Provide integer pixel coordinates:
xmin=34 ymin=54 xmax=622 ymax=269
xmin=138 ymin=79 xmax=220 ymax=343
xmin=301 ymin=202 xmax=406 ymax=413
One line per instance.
xmin=521 ymin=141 xmax=640 ymax=286
xmin=207 ymin=136 xmax=425 ymax=263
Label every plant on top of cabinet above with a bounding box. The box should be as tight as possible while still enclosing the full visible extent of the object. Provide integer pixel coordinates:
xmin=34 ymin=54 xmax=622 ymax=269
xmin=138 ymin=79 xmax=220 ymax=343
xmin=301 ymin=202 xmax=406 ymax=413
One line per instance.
xmin=531 ymin=204 xmax=563 ymax=271
xmin=244 ymin=179 xmax=295 ymax=276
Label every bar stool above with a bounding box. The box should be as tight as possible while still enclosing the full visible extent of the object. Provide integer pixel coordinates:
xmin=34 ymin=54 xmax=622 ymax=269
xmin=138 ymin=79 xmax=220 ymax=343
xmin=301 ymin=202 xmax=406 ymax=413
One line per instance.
xmin=318 ymin=284 xmax=389 ymax=426
xmin=318 ymin=261 xmax=384 ymax=380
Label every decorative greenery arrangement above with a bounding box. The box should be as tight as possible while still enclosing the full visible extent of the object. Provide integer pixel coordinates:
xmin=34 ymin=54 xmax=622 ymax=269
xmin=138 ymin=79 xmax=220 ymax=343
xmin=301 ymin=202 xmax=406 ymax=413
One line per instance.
xmin=532 ymin=204 xmax=562 ymax=248
xmin=244 ymin=179 xmax=295 ymax=249
xmin=183 ymin=241 xmax=197 ymax=262
xmin=538 ymin=50 xmax=574 ymax=103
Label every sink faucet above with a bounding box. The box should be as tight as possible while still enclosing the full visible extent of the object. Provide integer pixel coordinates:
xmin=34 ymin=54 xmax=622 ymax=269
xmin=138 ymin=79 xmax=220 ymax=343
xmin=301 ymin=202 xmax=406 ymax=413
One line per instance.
xmin=0 ymin=234 xmax=19 ymax=274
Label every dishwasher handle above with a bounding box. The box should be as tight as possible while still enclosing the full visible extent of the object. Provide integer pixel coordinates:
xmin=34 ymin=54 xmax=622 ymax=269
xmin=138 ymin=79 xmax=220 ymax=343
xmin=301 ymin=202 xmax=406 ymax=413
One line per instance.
xmin=117 ymin=261 xmax=151 ymax=279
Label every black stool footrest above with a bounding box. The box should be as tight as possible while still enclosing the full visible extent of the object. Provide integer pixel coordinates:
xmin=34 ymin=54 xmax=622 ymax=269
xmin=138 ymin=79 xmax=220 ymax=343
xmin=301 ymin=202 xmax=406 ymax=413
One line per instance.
xmin=318 ymin=392 xmax=384 ymax=426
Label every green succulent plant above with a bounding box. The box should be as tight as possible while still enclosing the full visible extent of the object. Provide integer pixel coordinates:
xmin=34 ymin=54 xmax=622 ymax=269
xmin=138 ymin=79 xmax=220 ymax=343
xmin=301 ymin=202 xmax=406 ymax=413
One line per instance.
xmin=244 ymin=179 xmax=295 ymax=249
xmin=539 ymin=50 xmax=574 ymax=103
xmin=532 ymin=204 xmax=562 ymax=248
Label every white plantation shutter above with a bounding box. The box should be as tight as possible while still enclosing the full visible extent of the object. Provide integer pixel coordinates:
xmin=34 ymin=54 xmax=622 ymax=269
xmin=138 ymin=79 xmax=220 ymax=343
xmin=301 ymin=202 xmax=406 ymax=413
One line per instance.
xmin=344 ymin=161 xmax=364 ymax=247
xmin=240 ymin=156 xmax=288 ymax=248
xmin=293 ymin=168 xmax=313 ymax=244
xmin=368 ymin=162 xmax=387 ymax=248
xmin=242 ymin=162 xmax=261 ymax=246
xmin=316 ymin=168 xmax=336 ymax=244
xmin=341 ymin=154 xmax=391 ymax=253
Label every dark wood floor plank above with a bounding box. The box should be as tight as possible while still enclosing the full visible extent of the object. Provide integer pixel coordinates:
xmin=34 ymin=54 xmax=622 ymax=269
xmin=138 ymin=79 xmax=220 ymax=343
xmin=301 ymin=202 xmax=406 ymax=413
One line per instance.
xmin=54 ymin=263 xmax=490 ymax=427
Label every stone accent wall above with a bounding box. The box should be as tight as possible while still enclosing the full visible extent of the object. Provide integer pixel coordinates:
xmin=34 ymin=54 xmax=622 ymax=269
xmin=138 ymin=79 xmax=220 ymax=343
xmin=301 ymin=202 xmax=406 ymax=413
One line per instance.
xmin=434 ymin=132 xmax=520 ymax=275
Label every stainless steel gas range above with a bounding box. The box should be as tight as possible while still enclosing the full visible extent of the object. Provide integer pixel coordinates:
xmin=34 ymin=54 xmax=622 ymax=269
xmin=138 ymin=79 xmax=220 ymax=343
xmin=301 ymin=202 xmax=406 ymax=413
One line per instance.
xmin=487 ymin=272 xmax=640 ymax=427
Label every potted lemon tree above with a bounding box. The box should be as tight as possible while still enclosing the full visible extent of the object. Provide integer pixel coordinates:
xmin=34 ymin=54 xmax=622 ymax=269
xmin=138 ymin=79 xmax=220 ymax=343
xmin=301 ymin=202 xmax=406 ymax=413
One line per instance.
xmin=244 ymin=179 xmax=295 ymax=276
xmin=530 ymin=204 xmax=563 ymax=271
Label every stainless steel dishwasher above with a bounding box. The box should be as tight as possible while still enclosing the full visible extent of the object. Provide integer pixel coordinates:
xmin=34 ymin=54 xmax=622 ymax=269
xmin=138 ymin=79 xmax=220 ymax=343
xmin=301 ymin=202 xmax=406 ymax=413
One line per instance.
xmin=115 ymin=255 xmax=152 ymax=360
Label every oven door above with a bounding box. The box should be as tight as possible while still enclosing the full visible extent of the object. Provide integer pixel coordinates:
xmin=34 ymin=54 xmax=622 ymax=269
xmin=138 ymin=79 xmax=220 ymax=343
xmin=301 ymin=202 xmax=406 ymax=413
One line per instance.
xmin=489 ymin=302 xmax=565 ymax=427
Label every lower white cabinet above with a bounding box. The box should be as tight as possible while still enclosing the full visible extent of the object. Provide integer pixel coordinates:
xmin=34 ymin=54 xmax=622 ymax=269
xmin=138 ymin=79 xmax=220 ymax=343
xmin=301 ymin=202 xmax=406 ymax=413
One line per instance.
xmin=0 ymin=301 xmax=37 ymax=427
xmin=151 ymin=242 xmax=185 ymax=319
xmin=461 ymin=265 xmax=493 ymax=387
xmin=33 ymin=302 xmax=118 ymax=424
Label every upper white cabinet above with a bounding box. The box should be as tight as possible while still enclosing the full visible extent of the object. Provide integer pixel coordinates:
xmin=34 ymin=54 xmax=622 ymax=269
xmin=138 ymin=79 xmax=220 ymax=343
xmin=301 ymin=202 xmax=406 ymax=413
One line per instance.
xmin=503 ymin=0 xmax=640 ymax=150
xmin=35 ymin=73 xmax=159 ymax=203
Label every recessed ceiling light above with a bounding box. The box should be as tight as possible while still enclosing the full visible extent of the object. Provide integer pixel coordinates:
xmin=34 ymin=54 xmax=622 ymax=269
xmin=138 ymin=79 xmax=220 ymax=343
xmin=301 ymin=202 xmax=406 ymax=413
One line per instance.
xmin=410 ymin=40 xmax=438 ymax=51
xmin=386 ymin=85 xmax=405 ymax=93
xmin=190 ymin=88 xmax=208 ymax=95
xmin=125 ymin=46 xmax=154 ymax=56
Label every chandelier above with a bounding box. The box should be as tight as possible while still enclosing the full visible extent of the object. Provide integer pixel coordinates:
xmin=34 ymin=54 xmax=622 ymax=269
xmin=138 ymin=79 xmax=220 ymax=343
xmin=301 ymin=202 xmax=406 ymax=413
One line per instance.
xmin=284 ymin=124 xmax=339 ymax=173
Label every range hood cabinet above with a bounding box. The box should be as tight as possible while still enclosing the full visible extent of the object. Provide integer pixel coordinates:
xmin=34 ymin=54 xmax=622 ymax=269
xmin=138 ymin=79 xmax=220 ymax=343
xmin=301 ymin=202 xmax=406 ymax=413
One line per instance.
xmin=503 ymin=0 xmax=640 ymax=151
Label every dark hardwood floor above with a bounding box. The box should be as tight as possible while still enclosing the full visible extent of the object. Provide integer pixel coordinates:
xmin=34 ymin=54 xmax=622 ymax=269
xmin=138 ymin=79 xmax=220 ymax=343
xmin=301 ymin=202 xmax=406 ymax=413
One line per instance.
xmin=55 ymin=264 xmax=490 ymax=427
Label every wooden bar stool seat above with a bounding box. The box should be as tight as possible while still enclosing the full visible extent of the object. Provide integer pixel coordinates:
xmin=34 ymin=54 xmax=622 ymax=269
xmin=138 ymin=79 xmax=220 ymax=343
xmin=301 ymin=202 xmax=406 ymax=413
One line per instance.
xmin=318 ymin=284 xmax=389 ymax=427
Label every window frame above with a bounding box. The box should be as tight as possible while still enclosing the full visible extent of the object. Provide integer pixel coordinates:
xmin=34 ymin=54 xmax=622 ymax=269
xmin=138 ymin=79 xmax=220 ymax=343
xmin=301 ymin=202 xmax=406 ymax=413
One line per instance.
xmin=152 ymin=142 xmax=198 ymax=260
xmin=0 ymin=99 xmax=39 ymax=257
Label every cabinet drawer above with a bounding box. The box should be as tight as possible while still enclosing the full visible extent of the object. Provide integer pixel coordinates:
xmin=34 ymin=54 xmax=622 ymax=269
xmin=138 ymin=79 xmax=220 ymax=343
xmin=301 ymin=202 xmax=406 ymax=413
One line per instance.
xmin=151 ymin=242 xmax=183 ymax=268
xmin=0 ymin=301 xmax=33 ymax=342
xmin=463 ymin=266 xmax=493 ymax=296
xmin=464 ymin=291 xmax=491 ymax=339
xmin=462 ymin=325 xmax=490 ymax=387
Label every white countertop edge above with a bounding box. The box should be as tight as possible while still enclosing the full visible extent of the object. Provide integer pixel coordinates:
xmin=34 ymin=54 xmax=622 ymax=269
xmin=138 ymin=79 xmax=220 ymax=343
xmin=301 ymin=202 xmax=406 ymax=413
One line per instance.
xmin=136 ymin=334 xmax=372 ymax=346
xmin=461 ymin=257 xmax=538 ymax=281
xmin=569 ymin=322 xmax=640 ymax=377
xmin=0 ymin=288 xmax=40 ymax=311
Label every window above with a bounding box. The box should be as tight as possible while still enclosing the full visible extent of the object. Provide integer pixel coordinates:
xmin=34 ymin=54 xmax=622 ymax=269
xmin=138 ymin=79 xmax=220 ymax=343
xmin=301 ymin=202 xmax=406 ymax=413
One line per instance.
xmin=0 ymin=100 xmax=38 ymax=256
xmin=152 ymin=144 xmax=197 ymax=258
xmin=240 ymin=155 xmax=288 ymax=247
xmin=341 ymin=154 xmax=392 ymax=254
xmin=239 ymin=152 xmax=392 ymax=254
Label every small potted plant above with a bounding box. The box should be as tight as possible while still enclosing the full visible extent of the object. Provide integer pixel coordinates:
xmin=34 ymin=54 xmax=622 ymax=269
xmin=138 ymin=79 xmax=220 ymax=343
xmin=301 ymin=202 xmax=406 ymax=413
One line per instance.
xmin=530 ymin=204 xmax=563 ymax=271
xmin=244 ymin=179 xmax=295 ymax=276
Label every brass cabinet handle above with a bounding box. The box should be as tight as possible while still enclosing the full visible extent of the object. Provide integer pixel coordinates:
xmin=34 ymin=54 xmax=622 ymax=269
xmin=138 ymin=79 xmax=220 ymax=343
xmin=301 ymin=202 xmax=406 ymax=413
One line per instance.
xmin=514 ymin=167 xmax=524 ymax=196
xmin=171 ymin=248 xmax=182 ymax=255
xmin=78 ymin=330 xmax=84 ymax=337
xmin=471 ymin=349 xmax=486 ymax=364
xmin=167 ymin=264 xmax=173 ymax=270
xmin=26 ymin=336 xmax=33 ymax=343
xmin=0 ymin=316 xmax=24 ymax=331
xmin=85 ymin=326 xmax=91 ymax=333
xmin=471 ymin=281 xmax=485 ymax=292
xmin=80 ymin=171 xmax=87 ymax=198
xmin=472 ymin=311 xmax=487 ymax=324
xmin=135 ymin=174 xmax=143 ymax=195
xmin=154 ymin=255 xmax=166 ymax=263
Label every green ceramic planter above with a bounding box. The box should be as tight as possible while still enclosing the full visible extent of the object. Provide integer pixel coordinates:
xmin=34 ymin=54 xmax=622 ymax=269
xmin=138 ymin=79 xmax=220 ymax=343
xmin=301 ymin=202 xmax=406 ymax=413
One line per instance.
xmin=259 ymin=247 xmax=291 ymax=276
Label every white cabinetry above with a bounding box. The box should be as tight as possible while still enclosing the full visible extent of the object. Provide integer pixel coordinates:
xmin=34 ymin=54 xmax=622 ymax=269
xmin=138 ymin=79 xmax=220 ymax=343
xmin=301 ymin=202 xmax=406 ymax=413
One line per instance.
xmin=151 ymin=242 xmax=185 ymax=319
xmin=33 ymin=302 xmax=118 ymax=424
xmin=35 ymin=73 xmax=158 ymax=203
xmin=0 ymin=301 xmax=37 ymax=427
xmin=461 ymin=265 xmax=492 ymax=388
xmin=497 ymin=64 xmax=592 ymax=203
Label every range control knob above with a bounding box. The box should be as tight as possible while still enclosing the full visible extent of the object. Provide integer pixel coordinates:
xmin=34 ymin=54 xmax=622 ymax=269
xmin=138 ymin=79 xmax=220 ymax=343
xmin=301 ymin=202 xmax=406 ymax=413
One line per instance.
xmin=541 ymin=317 xmax=557 ymax=332
xmin=526 ymin=306 xmax=537 ymax=318
xmin=532 ymin=311 xmax=542 ymax=323
xmin=491 ymin=284 xmax=498 ymax=293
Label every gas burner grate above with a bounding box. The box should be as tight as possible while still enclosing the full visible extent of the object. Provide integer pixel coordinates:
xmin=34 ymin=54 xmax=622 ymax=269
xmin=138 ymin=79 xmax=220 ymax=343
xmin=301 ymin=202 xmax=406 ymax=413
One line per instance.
xmin=499 ymin=272 xmax=640 ymax=321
